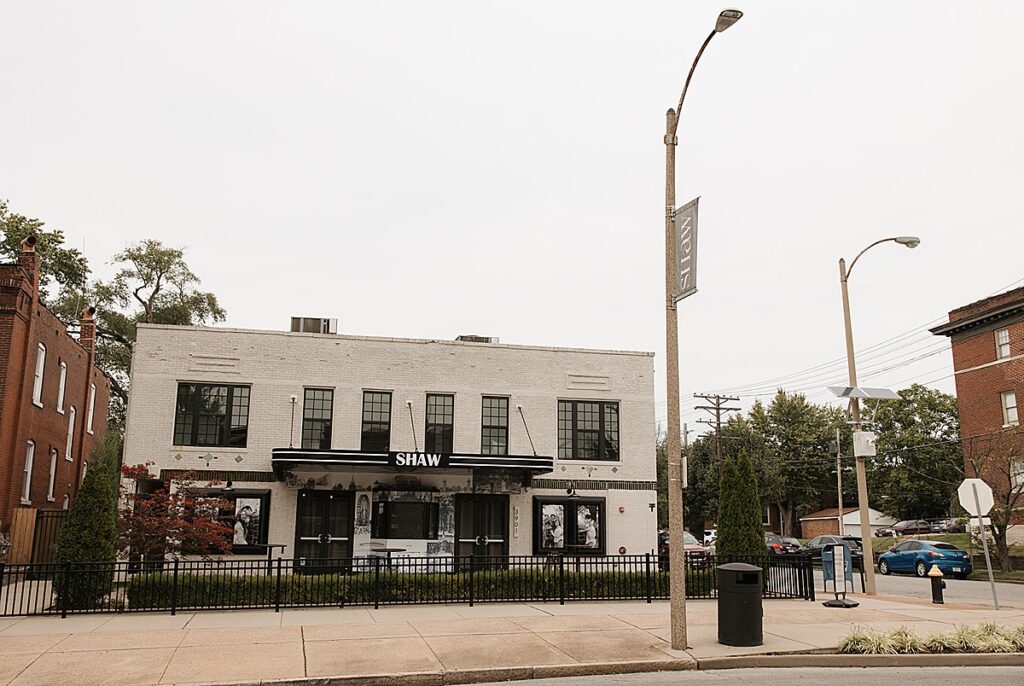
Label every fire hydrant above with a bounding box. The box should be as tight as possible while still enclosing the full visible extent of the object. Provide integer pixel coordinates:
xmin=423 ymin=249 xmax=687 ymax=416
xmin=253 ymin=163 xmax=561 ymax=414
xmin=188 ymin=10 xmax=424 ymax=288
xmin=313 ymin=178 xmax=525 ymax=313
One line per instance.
xmin=928 ymin=564 xmax=946 ymax=604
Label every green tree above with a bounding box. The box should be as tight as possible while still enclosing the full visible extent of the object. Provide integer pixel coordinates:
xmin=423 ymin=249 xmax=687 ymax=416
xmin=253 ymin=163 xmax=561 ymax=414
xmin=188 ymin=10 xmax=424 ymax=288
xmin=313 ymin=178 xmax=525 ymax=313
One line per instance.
xmin=715 ymin=458 xmax=742 ymax=557
xmin=0 ymin=199 xmax=89 ymax=302
xmin=863 ymin=384 xmax=962 ymax=520
xmin=53 ymin=434 xmax=120 ymax=609
xmin=717 ymin=452 xmax=769 ymax=558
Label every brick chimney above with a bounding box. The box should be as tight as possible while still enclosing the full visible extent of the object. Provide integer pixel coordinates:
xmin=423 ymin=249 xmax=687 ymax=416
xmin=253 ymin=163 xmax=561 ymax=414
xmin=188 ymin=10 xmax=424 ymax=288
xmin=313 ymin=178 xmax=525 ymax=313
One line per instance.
xmin=18 ymin=235 xmax=39 ymax=296
xmin=80 ymin=306 xmax=97 ymax=353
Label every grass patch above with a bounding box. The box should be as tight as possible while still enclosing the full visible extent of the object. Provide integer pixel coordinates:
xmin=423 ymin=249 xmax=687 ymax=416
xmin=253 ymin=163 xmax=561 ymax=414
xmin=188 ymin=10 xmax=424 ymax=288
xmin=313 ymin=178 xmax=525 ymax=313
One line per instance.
xmin=839 ymin=622 xmax=1024 ymax=654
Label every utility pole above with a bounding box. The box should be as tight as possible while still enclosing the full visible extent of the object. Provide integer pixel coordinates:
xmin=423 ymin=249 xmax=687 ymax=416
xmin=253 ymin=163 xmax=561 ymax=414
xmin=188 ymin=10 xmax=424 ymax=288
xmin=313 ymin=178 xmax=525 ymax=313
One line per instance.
xmin=694 ymin=393 xmax=741 ymax=478
xmin=835 ymin=427 xmax=844 ymax=536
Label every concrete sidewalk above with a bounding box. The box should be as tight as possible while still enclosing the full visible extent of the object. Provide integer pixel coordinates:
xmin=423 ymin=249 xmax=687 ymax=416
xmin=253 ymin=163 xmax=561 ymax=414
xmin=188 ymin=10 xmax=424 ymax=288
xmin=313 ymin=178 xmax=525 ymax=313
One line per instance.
xmin=1 ymin=597 xmax=1023 ymax=686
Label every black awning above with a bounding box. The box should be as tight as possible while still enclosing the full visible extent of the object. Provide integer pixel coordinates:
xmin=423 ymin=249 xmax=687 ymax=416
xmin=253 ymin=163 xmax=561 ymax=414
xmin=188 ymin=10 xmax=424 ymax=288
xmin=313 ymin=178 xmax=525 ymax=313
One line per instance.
xmin=271 ymin=448 xmax=553 ymax=475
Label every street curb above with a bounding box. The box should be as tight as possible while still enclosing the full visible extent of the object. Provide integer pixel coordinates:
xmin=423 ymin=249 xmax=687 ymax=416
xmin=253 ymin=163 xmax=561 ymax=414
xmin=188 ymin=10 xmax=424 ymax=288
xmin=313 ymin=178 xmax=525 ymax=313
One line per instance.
xmin=696 ymin=652 xmax=1024 ymax=670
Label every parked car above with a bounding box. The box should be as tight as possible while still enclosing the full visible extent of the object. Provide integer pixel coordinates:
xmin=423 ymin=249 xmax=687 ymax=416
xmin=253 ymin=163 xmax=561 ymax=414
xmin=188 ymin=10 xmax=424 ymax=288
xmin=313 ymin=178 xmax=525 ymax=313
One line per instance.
xmin=930 ymin=518 xmax=966 ymax=534
xmin=875 ymin=520 xmax=932 ymax=537
xmin=765 ymin=533 xmax=801 ymax=555
xmin=799 ymin=535 xmax=864 ymax=563
xmin=782 ymin=536 xmax=801 ymax=550
xmin=658 ymin=531 xmax=711 ymax=570
xmin=703 ymin=529 xmax=717 ymax=547
xmin=877 ymin=540 xmax=972 ymax=578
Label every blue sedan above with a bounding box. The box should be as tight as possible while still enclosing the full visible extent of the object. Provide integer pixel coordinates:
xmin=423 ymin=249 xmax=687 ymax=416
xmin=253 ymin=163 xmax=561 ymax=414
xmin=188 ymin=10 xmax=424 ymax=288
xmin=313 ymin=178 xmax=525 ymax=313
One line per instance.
xmin=877 ymin=540 xmax=972 ymax=579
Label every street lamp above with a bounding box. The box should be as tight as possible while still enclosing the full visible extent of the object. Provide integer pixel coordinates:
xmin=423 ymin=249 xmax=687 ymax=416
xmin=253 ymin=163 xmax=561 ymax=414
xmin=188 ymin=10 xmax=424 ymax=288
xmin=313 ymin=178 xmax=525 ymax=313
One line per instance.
xmin=838 ymin=235 xmax=920 ymax=596
xmin=664 ymin=7 xmax=742 ymax=652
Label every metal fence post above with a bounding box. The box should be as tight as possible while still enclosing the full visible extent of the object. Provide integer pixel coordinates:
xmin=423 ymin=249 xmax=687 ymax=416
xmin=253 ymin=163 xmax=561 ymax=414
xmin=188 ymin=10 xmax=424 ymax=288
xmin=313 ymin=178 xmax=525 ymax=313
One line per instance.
xmin=274 ymin=558 xmax=283 ymax=613
xmin=170 ymin=559 xmax=180 ymax=616
xmin=468 ymin=556 xmax=475 ymax=607
xmin=558 ymin=554 xmax=565 ymax=606
xmin=807 ymin=556 xmax=815 ymax=601
xmin=60 ymin=562 xmax=70 ymax=619
xmin=373 ymin=556 xmax=381 ymax=610
xmin=644 ymin=553 xmax=652 ymax=604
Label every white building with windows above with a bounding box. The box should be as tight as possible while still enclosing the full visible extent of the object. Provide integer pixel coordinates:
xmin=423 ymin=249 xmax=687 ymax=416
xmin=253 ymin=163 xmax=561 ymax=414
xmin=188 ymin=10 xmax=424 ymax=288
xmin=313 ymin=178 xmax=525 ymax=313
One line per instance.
xmin=122 ymin=322 xmax=658 ymax=567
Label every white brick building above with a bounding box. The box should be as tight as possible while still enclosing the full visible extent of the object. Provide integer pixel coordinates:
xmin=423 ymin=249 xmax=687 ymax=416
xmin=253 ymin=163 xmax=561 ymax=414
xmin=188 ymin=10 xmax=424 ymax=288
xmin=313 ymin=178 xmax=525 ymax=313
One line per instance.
xmin=123 ymin=323 xmax=658 ymax=567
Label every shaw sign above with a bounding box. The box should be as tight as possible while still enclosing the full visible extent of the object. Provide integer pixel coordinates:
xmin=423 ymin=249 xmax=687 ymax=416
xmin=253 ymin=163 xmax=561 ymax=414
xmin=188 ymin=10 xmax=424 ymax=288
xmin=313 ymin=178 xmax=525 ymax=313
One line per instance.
xmin=390 ymin=452 xmax=450 ymax=468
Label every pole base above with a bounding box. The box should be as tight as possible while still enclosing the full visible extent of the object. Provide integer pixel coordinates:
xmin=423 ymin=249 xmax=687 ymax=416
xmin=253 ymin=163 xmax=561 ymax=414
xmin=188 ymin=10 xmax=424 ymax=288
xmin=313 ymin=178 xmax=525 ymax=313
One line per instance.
xmin=822 ymin=598 xmax=860 ymax=608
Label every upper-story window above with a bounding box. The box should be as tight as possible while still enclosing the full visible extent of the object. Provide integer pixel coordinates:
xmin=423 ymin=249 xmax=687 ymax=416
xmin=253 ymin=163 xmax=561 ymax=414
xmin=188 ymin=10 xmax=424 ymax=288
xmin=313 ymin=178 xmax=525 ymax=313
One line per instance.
xmin=558 ymin=400 xmax=620 ymax=461
xmin=301 ymin=388 xmax=333 ymax=450
xmin=481 ymin=396 xmax=509 ymax=455
xmin=32 ymin=343 xmax=46 ymax=406
xmin=173 ymin=383 xmax=251 ymax=448
xmin=1002 ymin=390 xmax=1018 ymax=427
xmin=57 ymin=361 xmax=67 ymax=413
xmin=87 ymin=383 xmax=97 ymax=434
xmin=425 ymin=394 xmax=454 ymax=453
xmin=47 ymin=448 xmax=58 ymax=502
xmin=65 ymin=407 xmax=76 ymax=460
xmin=996 ymin=328 xmax=1011 ymax=360
xmin=1012 ymin=458 xmax=1024 ymax=489
xmin=361 ymin=391 xmax=392 ymax=451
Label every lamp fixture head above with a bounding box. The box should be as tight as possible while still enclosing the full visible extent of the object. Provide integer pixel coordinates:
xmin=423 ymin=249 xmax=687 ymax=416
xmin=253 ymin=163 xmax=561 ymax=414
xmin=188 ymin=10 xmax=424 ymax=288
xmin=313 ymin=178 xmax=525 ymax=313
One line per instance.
xmin=895 ymin=236 xmax=921 ymax=248
xmin=715 ymin=8 xmax=743 ymax=32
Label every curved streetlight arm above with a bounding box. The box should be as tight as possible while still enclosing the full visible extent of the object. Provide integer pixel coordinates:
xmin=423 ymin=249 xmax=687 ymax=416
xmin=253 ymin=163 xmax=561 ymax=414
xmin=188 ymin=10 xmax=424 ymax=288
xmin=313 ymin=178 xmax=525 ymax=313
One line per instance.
xmin=668 ymin=30 xmax=717 ymax=138
xmin=844 ymin=237 xmax=901 ymax=279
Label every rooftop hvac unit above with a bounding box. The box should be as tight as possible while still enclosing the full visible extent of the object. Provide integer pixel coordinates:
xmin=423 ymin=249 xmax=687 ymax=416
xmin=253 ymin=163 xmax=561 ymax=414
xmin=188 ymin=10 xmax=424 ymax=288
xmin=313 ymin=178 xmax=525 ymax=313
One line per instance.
xmin=455 ymin=334 xmax=499 ymax=344
xmin=290 ymin=317 xmax=338 ymax=334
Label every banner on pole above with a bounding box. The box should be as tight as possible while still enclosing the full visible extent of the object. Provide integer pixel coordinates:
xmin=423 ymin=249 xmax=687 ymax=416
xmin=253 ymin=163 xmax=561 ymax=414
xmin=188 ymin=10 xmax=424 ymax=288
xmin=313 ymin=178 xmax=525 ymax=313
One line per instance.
xmin=673 ymin=197 xmax=699 ymax=302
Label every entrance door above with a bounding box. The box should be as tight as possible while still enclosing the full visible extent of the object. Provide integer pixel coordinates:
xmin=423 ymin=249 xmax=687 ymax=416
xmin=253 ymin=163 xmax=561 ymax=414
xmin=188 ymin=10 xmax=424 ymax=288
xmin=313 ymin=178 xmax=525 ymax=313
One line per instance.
xmin=295 ymin=490 xmax=353 ymax=572
xmin=455 ymin=494 xmax=509 ymax=563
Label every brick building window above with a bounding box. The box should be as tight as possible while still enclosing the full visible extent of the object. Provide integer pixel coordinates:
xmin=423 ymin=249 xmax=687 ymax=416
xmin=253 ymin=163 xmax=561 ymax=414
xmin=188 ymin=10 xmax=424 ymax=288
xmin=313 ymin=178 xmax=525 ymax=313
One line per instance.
xmin=1012 ymin=459 xmax=1024 ymax=489
xmin=22 ymin=441 xmax=35 ymax=504
xmin=425 ymin=394 xmax=454 ymax=453
xmin=32 ymin=343 xmax=46 ymax=406
xmin=481 ymin=396 xmax=508 ymax=455
xmin=65 ymin=407 xmax=76 ymax=461
xmin=533 ymin=496 xmax=606 ymax=555
xmin=57 ymin=361 xmax=67 ymax=413
xmin=996 ymin=328 xmax=1011 ymax=360
xmin=361 ymin=391 xmax=392 ymax=451
xmin=557 ymin=400 xmax=620 ymax=461
xmin=173 ymin=383 xmax=251 ymax=447
xmin=1002 ymin=391 xmax=1019 ymax=427
xmin=87 ymin=383 xmax=97 ymax=434
xmin=47 ymin=449 xmax=58 ymax=501
xmin=301 ymin=388 xmax=333 ymax=450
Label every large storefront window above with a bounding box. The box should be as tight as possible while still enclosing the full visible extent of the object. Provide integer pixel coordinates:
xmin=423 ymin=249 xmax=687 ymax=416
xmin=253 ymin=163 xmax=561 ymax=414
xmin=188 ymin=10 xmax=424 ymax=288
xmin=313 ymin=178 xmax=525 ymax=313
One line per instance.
xmin=301 ymin=388 xmax=334 ymax=449
xmin=361 ymin=391 xmax=392 ymax=451
xmin=425 ymin=394 xmax=454 ymax=453
xmin=481 ymin=396 xmax=508 ymax=455
xmin=533 ymin=497 xmax=605 ymax=555
xmin=557 ymin=400 xmax=619 ymax=461
xmin=372 ymin=500 xmax=439 ymax=540
xmin=174 ymin=384 xmax=250 ymax=447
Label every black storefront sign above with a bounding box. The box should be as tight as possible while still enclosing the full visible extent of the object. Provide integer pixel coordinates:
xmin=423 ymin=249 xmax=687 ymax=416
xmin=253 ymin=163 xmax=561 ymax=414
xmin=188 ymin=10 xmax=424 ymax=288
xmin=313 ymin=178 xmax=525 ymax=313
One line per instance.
xmin=389 ymin=451 xmax=451 ymax=468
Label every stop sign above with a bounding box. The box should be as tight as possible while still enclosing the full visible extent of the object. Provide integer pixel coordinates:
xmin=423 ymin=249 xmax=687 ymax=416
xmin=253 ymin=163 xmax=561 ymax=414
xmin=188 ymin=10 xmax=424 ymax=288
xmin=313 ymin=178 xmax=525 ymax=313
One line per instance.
xmin=958 ymin=478 xmax=994 ymax=517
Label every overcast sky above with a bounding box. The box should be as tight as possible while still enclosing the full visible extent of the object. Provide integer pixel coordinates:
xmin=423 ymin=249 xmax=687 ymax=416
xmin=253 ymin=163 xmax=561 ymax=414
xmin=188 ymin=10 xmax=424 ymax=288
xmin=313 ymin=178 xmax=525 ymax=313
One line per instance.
xmin=3 ymin=2 xmax=1022 ymax=433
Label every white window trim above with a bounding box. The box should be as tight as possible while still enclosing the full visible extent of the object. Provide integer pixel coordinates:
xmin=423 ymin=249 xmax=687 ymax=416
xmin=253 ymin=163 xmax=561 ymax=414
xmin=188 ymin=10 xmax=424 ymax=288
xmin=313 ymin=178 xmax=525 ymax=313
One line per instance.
xmin=1002 ymin=391 xmax=1019 ymax=427
xmin=65 ymin=407 xmax=76 ymax=461
xmin=32 ymin=343 xmax=46 ymax=407
xmin=47 ymin=449 xmax=58 ymax=502
xmin=996 ymin=328 xmax=1011 ymax=360
xmin=22 ymin=441 xmax=35 ymax=504
xmin=57 ymin=361 xmax=67 ymax=414
xmin=87 ymin=383 xmax=96 ymax=434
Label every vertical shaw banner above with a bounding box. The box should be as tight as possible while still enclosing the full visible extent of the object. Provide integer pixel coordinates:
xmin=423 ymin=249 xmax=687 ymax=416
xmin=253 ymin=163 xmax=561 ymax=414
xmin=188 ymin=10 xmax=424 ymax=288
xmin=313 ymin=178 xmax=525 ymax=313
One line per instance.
xmin=673 ymin=197 xmax=699 ymax=302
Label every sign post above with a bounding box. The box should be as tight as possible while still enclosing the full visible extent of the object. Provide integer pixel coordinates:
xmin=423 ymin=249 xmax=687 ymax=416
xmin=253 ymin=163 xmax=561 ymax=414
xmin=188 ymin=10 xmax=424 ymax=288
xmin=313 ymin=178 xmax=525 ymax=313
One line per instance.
xmin=957 ymin=477 xmax=998 ymax=609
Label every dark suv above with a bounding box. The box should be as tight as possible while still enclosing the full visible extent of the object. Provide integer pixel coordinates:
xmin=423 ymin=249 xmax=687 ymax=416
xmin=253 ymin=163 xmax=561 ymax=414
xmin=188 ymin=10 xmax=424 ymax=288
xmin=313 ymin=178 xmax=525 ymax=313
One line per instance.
xmin=799 ymin=535 xmax=864 ymax=563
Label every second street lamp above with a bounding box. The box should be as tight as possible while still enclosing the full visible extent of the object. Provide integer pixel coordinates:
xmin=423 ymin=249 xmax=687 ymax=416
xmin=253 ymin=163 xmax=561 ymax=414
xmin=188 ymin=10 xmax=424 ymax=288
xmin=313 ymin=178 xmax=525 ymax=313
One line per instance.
xmin=838 ymin=235 xmax=921 ymax=596
xmin=664 ymin=8 xmax=742 ymax=652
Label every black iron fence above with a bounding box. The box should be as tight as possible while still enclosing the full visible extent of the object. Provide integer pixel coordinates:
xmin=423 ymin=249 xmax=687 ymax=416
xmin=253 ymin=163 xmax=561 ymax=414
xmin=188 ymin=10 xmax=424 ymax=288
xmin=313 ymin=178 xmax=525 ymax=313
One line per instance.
xmin=0 ymin=553 xmax=814 ymax=617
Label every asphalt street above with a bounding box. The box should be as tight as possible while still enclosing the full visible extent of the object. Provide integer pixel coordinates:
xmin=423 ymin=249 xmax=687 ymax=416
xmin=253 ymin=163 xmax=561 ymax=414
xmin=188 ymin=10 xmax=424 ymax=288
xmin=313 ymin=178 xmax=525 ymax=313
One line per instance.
xmin=480 ymin=667 xmax=1023 ymax=685
xmin=814 ymin=568 xmax=1024 ymax=608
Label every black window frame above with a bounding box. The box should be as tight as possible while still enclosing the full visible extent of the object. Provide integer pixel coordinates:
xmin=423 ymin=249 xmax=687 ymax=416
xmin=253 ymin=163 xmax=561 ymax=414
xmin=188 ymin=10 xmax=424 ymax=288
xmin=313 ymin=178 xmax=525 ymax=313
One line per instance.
xmin=557 ymin=400 xmax=620 ymax=461
xmin=533 ymin=496 xmax=606 ymax=555
xmin=173 ymin=383 xmax=251 ymax=448
xmin=301 ymin=388 xmax=334 ymax=450
xmin=371 ymin=499 xmax=440 ymax=540
xmin=425 ymin=393 xmax=454 ymax=454
xmin=481 ymin=396 xmax=509 ymax=456
xmin=361 ymin=391 xmax=392 ymax=451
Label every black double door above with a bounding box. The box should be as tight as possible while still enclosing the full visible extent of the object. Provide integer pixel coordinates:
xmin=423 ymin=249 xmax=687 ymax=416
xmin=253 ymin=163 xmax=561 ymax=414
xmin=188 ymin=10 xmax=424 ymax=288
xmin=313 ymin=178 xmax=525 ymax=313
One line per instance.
xmin=455 ymin=494 xmax=509 ymax=561
xmin=294 ymin=490 xmax=353 ymax=571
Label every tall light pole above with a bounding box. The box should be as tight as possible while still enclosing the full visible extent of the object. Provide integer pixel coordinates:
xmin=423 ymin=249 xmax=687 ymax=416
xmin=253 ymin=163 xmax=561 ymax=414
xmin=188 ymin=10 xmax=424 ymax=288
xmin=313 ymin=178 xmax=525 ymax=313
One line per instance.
xmin=664 ymin=7 xmax=742 ymax=651
xmin=839 ymin=235 xmax=920 ymax=596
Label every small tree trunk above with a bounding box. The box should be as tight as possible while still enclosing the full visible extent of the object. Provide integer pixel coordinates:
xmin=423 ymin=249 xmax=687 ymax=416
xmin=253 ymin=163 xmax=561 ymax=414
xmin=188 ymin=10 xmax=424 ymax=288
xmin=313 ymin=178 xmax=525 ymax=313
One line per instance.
xmin=992 ymin=524 xmax=1011 ymax=572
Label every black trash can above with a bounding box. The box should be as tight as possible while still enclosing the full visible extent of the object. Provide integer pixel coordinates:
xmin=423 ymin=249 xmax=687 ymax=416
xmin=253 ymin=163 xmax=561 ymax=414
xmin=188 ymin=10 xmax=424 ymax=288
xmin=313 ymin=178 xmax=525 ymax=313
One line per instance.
xmin=717 ymin=562 xmax=763 ymax=646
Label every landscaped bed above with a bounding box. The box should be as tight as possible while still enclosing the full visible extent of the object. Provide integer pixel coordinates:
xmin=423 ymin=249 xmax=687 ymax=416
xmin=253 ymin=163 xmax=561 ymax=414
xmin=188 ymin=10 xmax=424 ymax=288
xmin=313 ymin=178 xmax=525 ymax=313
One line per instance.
xmin=839 ymin=622 xmax=1024 ymax=654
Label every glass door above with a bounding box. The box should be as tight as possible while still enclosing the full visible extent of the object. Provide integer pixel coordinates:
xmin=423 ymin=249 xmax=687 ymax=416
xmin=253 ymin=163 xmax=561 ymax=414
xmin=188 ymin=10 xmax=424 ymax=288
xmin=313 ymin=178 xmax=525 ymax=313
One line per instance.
xmin=295 ymin=490 xmax=353 ymax=572
xmin=455 ymin=494 xmax=509 ymax=566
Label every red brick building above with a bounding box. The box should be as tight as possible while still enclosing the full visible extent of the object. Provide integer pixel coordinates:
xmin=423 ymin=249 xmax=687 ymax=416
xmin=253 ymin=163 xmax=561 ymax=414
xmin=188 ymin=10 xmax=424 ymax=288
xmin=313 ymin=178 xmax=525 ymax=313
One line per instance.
xmin=931 ymin=287 xmax=1024 ymax=530
xmin=0 ymin=237 xmax=110 ymax=540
